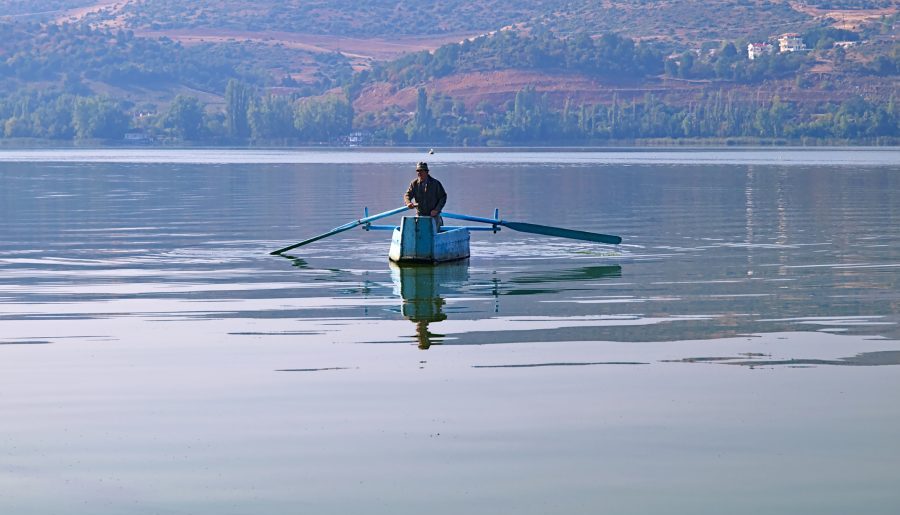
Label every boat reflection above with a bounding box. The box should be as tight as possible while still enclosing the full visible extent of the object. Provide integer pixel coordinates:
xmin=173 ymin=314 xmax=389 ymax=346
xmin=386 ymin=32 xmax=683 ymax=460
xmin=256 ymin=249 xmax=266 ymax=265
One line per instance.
xmin=389 ymin=260 xmax=469 ymax=349
xmin=389 ymin=261 xmax=622 ymax=348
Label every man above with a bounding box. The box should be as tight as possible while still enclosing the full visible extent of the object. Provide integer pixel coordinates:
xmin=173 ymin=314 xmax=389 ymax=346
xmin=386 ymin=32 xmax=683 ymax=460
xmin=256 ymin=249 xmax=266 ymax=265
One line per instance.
xmin=404 ymin=162 xmax=447 ymax=229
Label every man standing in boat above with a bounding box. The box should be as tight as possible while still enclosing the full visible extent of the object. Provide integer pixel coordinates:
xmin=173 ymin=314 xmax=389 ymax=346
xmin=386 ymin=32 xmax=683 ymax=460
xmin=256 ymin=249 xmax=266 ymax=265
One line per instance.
xmin=404 ymin=162 xmax=447 ymax=229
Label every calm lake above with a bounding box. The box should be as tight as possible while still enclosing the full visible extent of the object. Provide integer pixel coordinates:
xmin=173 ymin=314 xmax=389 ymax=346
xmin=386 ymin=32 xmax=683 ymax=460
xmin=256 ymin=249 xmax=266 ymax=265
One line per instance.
xmin=1 ymin=148 xmax=899 ymax=514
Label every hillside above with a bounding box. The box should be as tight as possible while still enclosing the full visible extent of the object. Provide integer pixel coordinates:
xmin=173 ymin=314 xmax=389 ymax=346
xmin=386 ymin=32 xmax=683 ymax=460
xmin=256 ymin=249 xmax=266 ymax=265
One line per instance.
xmin=1 ymin=0 xmax=897 ymax=144
xmin=0 ymin=0 xmax=862 ymax=60
xmin=4 ymin=1 xmax=895 ymax=85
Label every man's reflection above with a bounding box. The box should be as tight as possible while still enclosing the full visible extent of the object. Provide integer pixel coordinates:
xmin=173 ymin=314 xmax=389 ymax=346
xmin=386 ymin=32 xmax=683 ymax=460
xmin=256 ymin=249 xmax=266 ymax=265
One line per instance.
xmin=390 ymin=261 xmax=467 ymax=349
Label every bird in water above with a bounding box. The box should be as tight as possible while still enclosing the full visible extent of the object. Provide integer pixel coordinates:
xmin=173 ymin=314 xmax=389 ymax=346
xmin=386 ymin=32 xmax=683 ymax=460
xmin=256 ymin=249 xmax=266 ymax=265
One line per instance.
xmin=428 ymin=149 xmax=434 ymax=154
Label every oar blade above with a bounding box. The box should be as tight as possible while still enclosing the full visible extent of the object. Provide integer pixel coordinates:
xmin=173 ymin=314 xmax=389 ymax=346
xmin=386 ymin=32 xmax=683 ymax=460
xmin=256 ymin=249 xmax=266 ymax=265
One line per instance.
xmin=271 ymin=206 xmax=410 ymax=255
xmin=270 ymin=223 xmax=359 ymax=255
xmin=501 ymin=221 xmax=622 ymax=245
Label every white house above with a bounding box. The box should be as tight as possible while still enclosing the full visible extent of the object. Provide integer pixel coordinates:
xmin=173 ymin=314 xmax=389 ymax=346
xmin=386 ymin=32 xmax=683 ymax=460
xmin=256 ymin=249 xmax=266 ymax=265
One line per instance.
xmin=778 ymin=33 xmax=805 ymax=53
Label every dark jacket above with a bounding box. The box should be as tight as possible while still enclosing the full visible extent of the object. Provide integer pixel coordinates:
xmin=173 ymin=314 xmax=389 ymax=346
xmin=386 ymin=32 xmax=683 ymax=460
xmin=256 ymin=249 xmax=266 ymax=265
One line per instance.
xmin=404 ymin=175 xmax=447 ymax=216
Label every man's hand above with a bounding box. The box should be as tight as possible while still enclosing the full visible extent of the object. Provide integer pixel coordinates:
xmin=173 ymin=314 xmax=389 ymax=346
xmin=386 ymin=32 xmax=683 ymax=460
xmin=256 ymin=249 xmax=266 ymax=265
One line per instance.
xmin=406 ymin=202 xmax=416 ymax=209
xmin=430 ymin=209 xmax=439 ymax=217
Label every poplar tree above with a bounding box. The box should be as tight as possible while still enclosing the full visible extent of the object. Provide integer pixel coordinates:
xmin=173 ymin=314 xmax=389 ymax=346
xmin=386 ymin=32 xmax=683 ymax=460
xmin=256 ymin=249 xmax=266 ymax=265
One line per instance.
xmin=225 ymin=79 xmax=252 ymax=140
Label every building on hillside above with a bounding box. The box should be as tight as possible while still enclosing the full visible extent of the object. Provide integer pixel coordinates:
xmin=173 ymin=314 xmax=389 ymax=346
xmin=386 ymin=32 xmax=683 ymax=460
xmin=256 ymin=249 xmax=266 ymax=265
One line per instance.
xmin=778 ymin=33 xmax=806 ymax=53
xmin=747 ymin=42 xmax=774 ymax=60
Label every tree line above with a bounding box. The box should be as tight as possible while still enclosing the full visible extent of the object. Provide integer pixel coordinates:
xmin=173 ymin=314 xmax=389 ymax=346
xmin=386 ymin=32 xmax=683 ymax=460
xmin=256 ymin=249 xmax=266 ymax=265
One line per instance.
xmin=387 ymin=86 xmax=898 ymax=144
xmin=3 ymin=83 xmax=896 ymax=145
xmin=0 ymin=81 xmax=354 ymax=143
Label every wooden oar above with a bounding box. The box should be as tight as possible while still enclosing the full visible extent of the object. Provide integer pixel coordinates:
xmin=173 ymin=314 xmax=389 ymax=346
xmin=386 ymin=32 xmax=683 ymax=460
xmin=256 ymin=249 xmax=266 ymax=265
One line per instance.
xmin=442 ymin=212 xmax=622 ymax=245
xmin=271 ymin=206 xmax=410 ymax=255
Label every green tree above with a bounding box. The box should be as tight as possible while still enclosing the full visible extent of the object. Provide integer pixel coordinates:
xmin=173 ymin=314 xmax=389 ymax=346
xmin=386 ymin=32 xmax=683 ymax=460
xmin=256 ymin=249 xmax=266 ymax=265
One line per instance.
xmin=225 ymin=79 xmax=252 ymax=140
xmin=406 ymin=87 xmax=433 ymax=142
xmin=249 ymin=94 xmax=296 ymax=141
xmin=720 ymin=42 xmax=738 ymax=60
xmin=678 ymin=52 xmax=695 ymax=79
xmin=31 ymin=95 xmax=76 ymax=139
xmin=162 ymin=95 xmax=205 ymax=140
xmin=4 ymin=117 xmax=31 ymax=138
xmin=73 ymin=97 xmax=129 ymax=140
xmin=294 ymin=94 xmax=353 ymax=142
xmin=664 ymin=58 xmax=678 ymax=77
xmin=753 ymin=96 xmax=793 ymax=138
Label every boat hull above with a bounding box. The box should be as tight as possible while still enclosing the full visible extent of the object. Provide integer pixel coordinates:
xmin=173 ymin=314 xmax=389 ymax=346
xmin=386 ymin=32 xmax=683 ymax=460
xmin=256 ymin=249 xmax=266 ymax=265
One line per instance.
xmin=389 ymin=216 xmax=470 ymax=263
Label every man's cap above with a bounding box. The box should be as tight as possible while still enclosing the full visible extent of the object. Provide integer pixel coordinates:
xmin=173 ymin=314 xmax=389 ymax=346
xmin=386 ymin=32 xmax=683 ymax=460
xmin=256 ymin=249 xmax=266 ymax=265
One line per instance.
xmin=416 ymin=162 xmax=429 ymax=172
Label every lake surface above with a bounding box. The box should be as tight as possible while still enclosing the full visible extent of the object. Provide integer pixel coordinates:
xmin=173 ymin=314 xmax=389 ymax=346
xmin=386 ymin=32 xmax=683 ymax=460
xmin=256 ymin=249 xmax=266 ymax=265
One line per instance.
xmin=1 ymin=148 xmax=899 ymax=514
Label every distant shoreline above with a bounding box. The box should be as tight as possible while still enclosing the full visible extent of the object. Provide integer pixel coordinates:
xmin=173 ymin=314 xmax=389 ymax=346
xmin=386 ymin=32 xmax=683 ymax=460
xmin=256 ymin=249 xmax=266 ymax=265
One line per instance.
xmin=2 ymin=138 xmax=898 ymax=149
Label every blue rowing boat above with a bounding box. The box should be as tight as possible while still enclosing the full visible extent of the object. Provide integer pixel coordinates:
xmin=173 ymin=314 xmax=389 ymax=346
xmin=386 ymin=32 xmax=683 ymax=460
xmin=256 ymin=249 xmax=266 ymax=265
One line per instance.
xmin=387 ymin=217 xmax=470 ymax=262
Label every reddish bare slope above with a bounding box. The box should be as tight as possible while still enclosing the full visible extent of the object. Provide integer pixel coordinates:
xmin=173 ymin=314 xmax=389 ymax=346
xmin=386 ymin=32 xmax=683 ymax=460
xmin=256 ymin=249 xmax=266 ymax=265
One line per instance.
xmin=353 ymin=70 xmax=705 ymax=114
